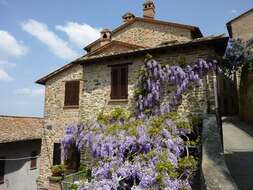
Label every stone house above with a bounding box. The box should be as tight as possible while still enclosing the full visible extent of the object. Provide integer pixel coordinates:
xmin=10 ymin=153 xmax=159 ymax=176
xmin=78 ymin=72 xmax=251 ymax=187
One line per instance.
xmin=226 ymin=8 xmax=253 ymax=123
xmin=36 ymin=0 xmax=228 ymax=188
xmin=0 ymin=116 xmax=42 ymax=190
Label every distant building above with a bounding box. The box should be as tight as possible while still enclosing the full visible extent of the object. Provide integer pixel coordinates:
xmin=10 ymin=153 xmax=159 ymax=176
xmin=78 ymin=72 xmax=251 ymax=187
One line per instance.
xmin=0 ymin=116 xmax=43 ymax=190
xmin=226 ymin=8 xmax=253 ymax=123
xmin=227 ymin=8 xmax=253 ymax=41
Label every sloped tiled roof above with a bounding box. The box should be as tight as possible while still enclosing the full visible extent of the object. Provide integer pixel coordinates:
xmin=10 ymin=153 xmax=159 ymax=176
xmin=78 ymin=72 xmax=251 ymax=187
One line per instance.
xmin=77 ymin=35 xmax=228 ymax=63
xmin=0 ymin=115 xmax=43 ymax=143
xmin=36 ymin=35 xmax=228 ymax=85
xmin=86 ymin=40 xmax=145 ymax=57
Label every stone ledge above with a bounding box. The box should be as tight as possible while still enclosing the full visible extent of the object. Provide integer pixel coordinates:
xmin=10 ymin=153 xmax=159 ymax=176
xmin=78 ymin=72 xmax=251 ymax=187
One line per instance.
xmin=201 ymin=115 xmax=238 ymax=190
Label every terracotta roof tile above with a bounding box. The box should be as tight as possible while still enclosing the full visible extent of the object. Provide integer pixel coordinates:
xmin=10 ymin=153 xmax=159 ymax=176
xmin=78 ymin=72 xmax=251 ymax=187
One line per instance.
xmin=0 ymin=116 xmax=43 ymax=143
xmin=36 ymin=35 xmax=228 ymax=85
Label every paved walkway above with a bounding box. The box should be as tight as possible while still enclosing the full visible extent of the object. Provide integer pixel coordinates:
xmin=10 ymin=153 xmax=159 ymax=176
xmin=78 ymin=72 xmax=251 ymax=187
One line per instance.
xmin=222 ymin=117 xmax=253 ymax=190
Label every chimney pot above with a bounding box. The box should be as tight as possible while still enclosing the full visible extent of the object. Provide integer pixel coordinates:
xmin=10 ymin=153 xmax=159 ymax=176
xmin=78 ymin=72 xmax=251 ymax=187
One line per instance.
xmin=143 ymin=0 xmax=155 ymax=19
xmin=122 ymin=12 xmax=135 ymax=23
xmin=100 ymin=29 xmax=112 ymax=46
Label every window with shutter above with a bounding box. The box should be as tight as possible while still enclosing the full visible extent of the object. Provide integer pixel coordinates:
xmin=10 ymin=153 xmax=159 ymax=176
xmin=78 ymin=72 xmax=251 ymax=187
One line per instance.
xmin=64 ymin=81 xmax=80 ymax=107
xmin=111 ymin=65 xmax=128 ymax=99
xmin=0 ymin=157 xmax=5 ymax=184
xmin=53 ymin=143 xmax=61 ymax=165
xmin=30 ymin=151 xmax=37 ymax=170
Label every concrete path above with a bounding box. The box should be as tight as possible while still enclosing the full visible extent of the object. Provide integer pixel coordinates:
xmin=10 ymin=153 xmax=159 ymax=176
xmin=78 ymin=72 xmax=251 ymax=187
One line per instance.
xmin=222 ymin=117 xmax=253 ymax=190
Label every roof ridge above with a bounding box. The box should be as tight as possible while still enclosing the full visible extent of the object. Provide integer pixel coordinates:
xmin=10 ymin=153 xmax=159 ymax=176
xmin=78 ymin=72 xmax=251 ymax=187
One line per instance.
xmin=86 ymin=40 xmax=146 ymax=57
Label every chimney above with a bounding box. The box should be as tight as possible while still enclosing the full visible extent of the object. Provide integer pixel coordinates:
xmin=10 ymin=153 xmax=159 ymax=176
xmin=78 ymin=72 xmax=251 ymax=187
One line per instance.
xmin=122 ymin=12 xmax=135 ymax=23
xmin=100 ymin=29 xmax=112 ymax=46
xmin=143 ymin=0 xmax=155 ymax=19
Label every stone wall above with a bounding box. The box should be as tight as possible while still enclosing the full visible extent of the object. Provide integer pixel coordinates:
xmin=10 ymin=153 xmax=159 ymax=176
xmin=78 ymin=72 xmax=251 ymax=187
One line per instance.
xmin=38 ymin=64 xmax=83 ymax=189
xmin=239 ymin=69 xmax=253 ymax=123
xmin=229 ymin=10 xmax=253 ymax=123
xmin=201 ymin=115 xmax=238 ymax=190
xmin=80 ymin=47 xmax=217 ymax=121
xmin=41 ymin=46 xmax=218 ymax=188
xmin=113 ymin=20 xmax=192 ymax=48
xmin=230 ymin=11 xmax=253 ymax=41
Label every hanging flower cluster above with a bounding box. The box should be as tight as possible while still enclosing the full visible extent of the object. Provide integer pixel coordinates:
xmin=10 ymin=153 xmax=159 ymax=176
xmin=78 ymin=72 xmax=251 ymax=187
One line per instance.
xmin=135 ymin=56 xmax=219 ymax=119
xmin=62 ymin=108 xmax=199 ymax=190
xmin=61 ymin=56 xmax=218 ymax=190
xmin=61 ymin=123 xmax=84 ymax=160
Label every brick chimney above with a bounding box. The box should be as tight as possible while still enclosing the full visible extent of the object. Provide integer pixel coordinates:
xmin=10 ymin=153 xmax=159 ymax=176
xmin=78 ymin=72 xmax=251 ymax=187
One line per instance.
xmin=122 ymin=12 xmax=135 ymax=23
xmin=143 ymin=0 xmax=155 ymax=19
xmin=100 ymin=29 xmax=112 ymax=46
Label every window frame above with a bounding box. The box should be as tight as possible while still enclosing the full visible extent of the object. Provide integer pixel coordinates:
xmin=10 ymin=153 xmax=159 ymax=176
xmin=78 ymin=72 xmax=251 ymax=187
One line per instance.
xmin=110 ymin=64 xmax=129 ymax=100
xmin=30 ymin=151 xmax=37 ymax=170
xmin=0 ymin=157 xmax=5 ymax=184
xmin=64 ymin=80 xmax=80 ymax=108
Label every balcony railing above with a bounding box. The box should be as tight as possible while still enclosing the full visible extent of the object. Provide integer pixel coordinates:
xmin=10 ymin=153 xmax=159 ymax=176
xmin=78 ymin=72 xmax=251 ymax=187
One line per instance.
xmin=62 ymin=171 xmax=87 ymax=190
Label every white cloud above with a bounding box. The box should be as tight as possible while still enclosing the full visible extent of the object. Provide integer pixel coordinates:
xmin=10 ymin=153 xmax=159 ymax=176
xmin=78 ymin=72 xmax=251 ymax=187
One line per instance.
xmin=15 ymin=88 xmax=44 ymax=96
xmin=0 ymin=69 xmax=12 ymax=81
xmin=21 ymin=19 xmax=78 ymax=60
xmin=56 ymin=22 xmax=101 ymax=48
xmin=0 ymin=30 xmax=28 ymax=60
xmin=231 ymin=9 xmax=238 ymax=14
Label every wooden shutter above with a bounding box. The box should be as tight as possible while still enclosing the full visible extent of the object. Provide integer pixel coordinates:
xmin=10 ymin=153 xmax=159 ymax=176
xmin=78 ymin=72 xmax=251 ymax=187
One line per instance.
xmin=53 ymin=143 xmax=61 ymax=166
xmin=111 ymin=67 xmax=119 ymax=99
xmin=120 ymin=67 xmax=128 ymax=99
xmin=0 ymin=157 xmax=5 ymax=184
xmin=30 ymin=151 xmax=37 ymax=170
xmin=64 ymin=81 xmax=80 ymax=106
xmin=111 ymin=65 xmax=128 ymax=99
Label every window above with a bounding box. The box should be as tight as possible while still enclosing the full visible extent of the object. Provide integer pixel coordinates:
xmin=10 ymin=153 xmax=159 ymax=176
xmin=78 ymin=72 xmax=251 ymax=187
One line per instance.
xmin=53 ymin=143 xmax=61 ymax=166
xmin=30 ymin=151 xmax=37 ymax=170
xmin=64 ymin=81 xmax=80 ymax=107
xmin=0 ymin=157 xmax=5 ymax=184
xmin=111 ymin=65 xmax=128 ymax=99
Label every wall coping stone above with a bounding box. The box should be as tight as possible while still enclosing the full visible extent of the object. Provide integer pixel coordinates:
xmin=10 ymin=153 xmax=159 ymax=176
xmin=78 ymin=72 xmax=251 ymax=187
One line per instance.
xmin=201 ymin=115 xmax=238 ymax=190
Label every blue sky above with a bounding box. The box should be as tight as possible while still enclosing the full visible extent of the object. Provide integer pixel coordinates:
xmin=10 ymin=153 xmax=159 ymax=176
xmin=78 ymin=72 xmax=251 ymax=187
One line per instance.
xmin=0 ymin=0 xmax=252 ymax=117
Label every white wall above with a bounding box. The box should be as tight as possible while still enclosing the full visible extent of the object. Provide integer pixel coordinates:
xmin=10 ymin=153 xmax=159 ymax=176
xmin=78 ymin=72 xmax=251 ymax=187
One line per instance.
xmin=0 ymin=140 xmax=41 ymax=190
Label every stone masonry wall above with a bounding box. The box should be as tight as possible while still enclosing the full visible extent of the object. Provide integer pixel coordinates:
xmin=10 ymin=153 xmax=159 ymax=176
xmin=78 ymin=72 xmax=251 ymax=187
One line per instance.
xmin=40 ymin=46 xmax=217 ymax=188
xmin=230 ymin=11 xmax=253 ymax=41
xmin=113 ymin=20 xmax=192 ymax=48
xmin=38 ymin=64 xmax=83 ymax=189
xmin=230 ymin=11 xmax=253 ymax=123
xmin=80 ymin=47 xmax=217 ymax=121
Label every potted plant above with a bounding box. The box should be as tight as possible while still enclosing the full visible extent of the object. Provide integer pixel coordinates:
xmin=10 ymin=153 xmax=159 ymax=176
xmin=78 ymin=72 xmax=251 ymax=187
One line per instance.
xmin=51 ymin=164 xmax=65 ymax=177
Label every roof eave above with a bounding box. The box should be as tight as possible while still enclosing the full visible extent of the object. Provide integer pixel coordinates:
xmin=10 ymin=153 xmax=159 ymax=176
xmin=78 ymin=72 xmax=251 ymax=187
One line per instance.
xmin=78 ymin=36 xmax=229 ymax=64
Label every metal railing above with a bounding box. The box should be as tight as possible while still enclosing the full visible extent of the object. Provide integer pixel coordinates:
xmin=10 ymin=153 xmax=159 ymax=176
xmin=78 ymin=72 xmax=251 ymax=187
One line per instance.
xmin=62 ymin=171 xmax=87 ymax=190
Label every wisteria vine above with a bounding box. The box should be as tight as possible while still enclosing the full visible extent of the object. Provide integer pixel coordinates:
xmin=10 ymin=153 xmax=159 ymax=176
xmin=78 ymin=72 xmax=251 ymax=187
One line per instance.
xmin=61 ymin=56 xmax=220 ymax=190
xmin=135 ymin=55 xmax=219 ymax=119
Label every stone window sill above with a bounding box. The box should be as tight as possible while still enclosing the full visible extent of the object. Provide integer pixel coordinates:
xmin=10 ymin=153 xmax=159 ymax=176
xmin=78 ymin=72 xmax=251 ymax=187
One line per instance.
xmin=108 ymin=99 xmax=128 ymax=103
xmin=63 ymin=105 xmax=79 ymax=109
